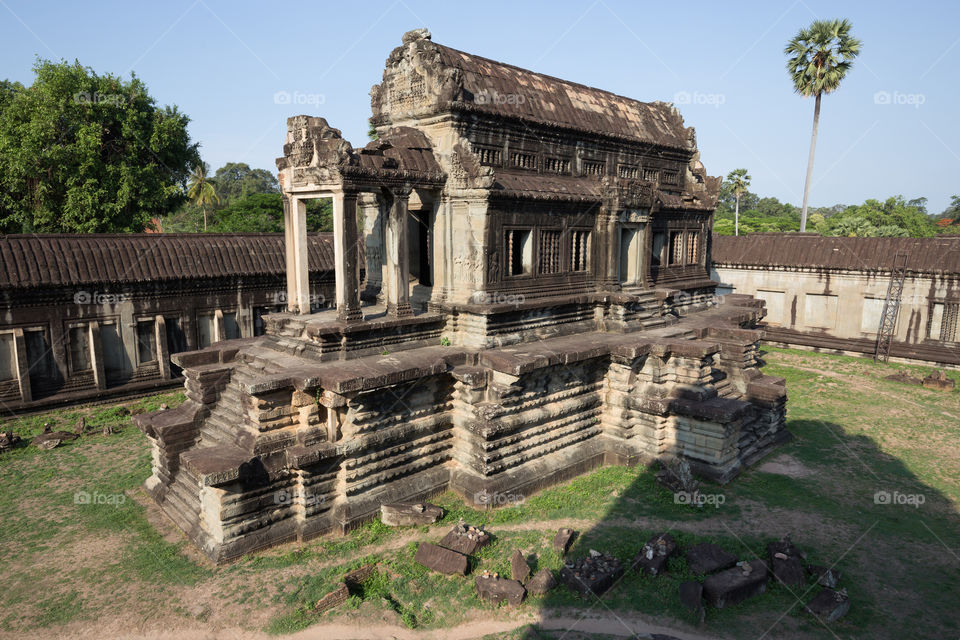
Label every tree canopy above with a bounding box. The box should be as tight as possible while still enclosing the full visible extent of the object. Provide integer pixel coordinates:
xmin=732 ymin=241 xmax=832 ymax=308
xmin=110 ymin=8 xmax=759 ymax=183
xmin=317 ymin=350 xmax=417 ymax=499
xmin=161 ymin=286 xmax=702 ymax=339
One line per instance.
xmin=0 ymin=59 xmax=198 ymax=233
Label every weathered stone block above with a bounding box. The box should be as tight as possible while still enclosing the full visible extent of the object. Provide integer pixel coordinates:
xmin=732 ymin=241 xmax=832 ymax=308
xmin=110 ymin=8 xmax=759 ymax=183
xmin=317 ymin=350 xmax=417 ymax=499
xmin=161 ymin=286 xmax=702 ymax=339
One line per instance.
xmin=438 ymin=522 xmax=489 ymax=555
xmin=315 ymin=582 xmax=349 ymax=612
xmin=510 ymin=549 xmax=531 ymax=582
xmin=526 ymin=568 xmax=558 ymax=595
xmin=703 ymin=560 xmax=768 ymax=608
xmin=474 ymin=574 xmax=525 ymax=606
xmin=414 ymin=542 xmax=468 ymax=576
xmin=686 ymin=542 xmax=738 ymax=575
xmin=560 ymin=552 xmax=624 ymax=597
xmin=381 ymin=501 xmax=443 ymax=526
xmin=553 ymin=527 xmax=577 ymax=556
xmin=806 ymin=588 xmax=850 ymax=622
xmin=632 ymin=533 xmax=677 ymax=576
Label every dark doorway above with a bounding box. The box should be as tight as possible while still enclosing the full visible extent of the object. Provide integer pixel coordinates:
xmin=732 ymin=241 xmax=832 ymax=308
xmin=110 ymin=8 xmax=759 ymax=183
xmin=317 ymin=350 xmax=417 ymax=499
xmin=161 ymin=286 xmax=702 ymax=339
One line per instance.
xmin=164 ymin=316 xmax=187 ymax=378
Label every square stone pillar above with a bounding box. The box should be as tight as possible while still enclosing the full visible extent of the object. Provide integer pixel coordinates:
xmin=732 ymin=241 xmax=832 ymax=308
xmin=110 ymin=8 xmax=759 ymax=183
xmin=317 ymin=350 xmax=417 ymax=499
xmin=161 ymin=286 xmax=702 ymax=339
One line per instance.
xmin=13 ymin=328 xmax=31 ymax=403
xmin=155 ymin=315 xmax=171 ymax=380
xmin=285 ymin=197 xmax=311 ymax=314
xmin=384 ymin=188 xmax=413 ymax=317
xmin=333 ymin=190 xmax=363 ymax=322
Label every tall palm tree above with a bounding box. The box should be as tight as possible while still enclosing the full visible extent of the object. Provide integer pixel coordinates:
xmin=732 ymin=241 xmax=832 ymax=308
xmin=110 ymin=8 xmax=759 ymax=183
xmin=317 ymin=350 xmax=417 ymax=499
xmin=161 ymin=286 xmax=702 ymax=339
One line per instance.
xmin=186 ymin=163 xmax=219 ymax=231
xmin=785 ymin=19 xmax=862 ymax=232
xmin=726 ymin=168 xmax=751 ymax=236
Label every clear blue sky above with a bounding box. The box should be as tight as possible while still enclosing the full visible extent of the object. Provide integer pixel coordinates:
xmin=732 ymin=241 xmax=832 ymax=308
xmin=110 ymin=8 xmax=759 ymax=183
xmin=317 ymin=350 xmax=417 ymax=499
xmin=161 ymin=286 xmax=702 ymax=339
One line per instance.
xmin=2 ymin=0 xmax=958 ymax=213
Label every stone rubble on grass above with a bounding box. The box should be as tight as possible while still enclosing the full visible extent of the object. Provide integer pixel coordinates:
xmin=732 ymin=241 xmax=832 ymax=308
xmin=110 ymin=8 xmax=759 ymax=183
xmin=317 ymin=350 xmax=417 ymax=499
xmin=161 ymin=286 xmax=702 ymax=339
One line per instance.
xmin=32 ymin=424 xmax=80 ymax=450
xmin=510 ymin=549 xmax=531 ymax=582
xmin=922 ymin=370 xmax=955 ymax=391
xmin=413 ymin=542 xmax=468 ymax=575
xmin=314 ymin=582 xmax=349 ymax=613
xmin=884 ymin=372 xmax=922 ymax=386
xmin=560 ymin=551 xmax=624 ymax=597
xmin=685 ymin=542 xmax=738 ymax=575
xmin=766 ymin=534 xmax=806 ymax=587
xmin=0 ymin=431 xmax=21 ymax=453
xmin=553 ymin=527 xmax=577 ymax=556
xmin=475 ymin=571 xmax=526 ymax=606
xmin=703 ymin=559 xmax=768 ymax=608
xmin=806 ymin=565 xmax=842 ymax=589
xmin=380 ymin=501 xmax=444 ymax=526
xmin=438 ymin=520 xmax=490 ymax=555
xmin=525 ymin=568 xmax=558 ymax=595
xmin=806 ymin=587 xmax=850 ymax=622
xmin=632 ymin=533 xmax=678 ymax=576
xmin=679 ymin=580 xmax=705 ymax=624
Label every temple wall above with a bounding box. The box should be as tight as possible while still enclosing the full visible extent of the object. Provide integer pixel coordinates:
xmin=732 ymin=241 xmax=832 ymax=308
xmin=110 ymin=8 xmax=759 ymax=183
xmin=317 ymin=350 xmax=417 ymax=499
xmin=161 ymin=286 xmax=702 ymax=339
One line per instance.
xmin=712 ymin=264 xmax=960 ymax=366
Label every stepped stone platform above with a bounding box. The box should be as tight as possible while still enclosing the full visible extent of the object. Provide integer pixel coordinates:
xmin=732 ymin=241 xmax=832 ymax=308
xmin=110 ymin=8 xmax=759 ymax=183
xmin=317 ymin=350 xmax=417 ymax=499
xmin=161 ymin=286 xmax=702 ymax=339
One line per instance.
xmin=136 ymin=296 xmax=788 ymax=563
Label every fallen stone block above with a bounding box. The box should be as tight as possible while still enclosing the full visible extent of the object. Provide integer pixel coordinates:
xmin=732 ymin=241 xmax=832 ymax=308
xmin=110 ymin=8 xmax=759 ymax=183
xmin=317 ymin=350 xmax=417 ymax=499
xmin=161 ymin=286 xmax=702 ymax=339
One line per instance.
xmin=703 ymin=560 xmax=768 ymax=608
xmin=32 ymin=429 xmax=78 ymax=449
xmin=806 ymin=588 xmax=850 ymax=622
xmin=414 ymin=542 xmax=468 ymax=575
xmin=560 ymin=551 xmax=624 ymax=597
xmin=679 ymin=580 xmax=705 ymax=623
xmin=343 ymin=564 xmax=377 ymax=587
xmin=922 ymin=370 xmax=955 ymax=391
xmin=526 ymin=568 xmax=558 ymax=595
xmin=475 ymin=573 xmax=525 ymax=606
xmin=686 ymin=542 xmax=738 ymax=575
xmin=632 ymin=533 xmax=677 ymax=576
xmin=767 ymin=536 xmax=806 ymax=587
xmin=553 ymin=527 xmax=577 ymax=556
xmin=510 ymin=549 xmax=530 ymax=582
xmin=884 ymin=372 xmax=921 ymax=386
xmin=806 ymin=564 xmax=842 ymax=589
xmin=380 ymin=501 xmax=443 ymax=526
xmin=0 ymin=431 xmax=21 ymax=453
xmin=438 ymin=521 xmax=490 ymax=555
xmin=315 ymin=582 xmax=349 ymax=612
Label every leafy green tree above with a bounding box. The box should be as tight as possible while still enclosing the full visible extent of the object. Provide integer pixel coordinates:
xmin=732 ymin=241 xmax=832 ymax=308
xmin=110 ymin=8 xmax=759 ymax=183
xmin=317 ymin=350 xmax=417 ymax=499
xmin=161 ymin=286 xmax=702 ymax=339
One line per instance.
xmin=209 ymin=192 xmax=333 ymax=233
xmin=0 ymin=59 xmax=198 ymax=233
xmin=186 ymin=163 xmax=219 ymax=231
xmin=785 ymin=19 xmax=862 ymax=232
xmin=726 ymin=168 xmax=751 ymax=236
xmin=213 ymin=162 xmax=278 ymax=206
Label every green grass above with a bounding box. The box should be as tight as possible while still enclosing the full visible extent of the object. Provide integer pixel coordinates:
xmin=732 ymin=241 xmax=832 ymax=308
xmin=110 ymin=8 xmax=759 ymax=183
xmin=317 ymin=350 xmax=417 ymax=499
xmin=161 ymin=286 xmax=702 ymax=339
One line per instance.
xmin=1 ymin=349 xmax=958 ymax=639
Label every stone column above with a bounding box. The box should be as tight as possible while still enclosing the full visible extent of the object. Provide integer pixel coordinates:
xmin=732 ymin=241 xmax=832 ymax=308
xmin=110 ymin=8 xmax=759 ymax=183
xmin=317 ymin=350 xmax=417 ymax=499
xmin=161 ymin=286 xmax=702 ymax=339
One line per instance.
xmin=597 ymin=208 xmax=620 ymax=290
xmin=332 ymin=190 xmax=363 ymax=322
xmin=155 ymin=315 xmax=171 ymax=380
xmin=384 ymin=187 xmax=413 ymax=318
xmin=287 ymin=197 xmax=311 ymax=314
xmin=282 ymin=195 xmax=296 ymax=312
xmin=13 ymin=328 xmax=31 ymax=403
xmin=89 ymin=321 xmax=106 ymax=390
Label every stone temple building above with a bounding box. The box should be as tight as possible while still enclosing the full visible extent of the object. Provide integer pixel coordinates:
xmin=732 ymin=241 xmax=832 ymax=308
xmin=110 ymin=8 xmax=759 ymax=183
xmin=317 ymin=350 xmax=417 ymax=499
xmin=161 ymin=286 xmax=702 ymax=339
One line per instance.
xmin=136 ymin=29 xmax=789 ymax=562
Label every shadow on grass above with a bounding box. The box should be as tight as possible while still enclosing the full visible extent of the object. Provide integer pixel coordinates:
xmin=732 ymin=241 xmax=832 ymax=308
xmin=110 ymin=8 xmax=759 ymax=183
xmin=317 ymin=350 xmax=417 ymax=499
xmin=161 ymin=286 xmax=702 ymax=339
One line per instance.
xmin=509 ymin=416 xmax=960 ymax=640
